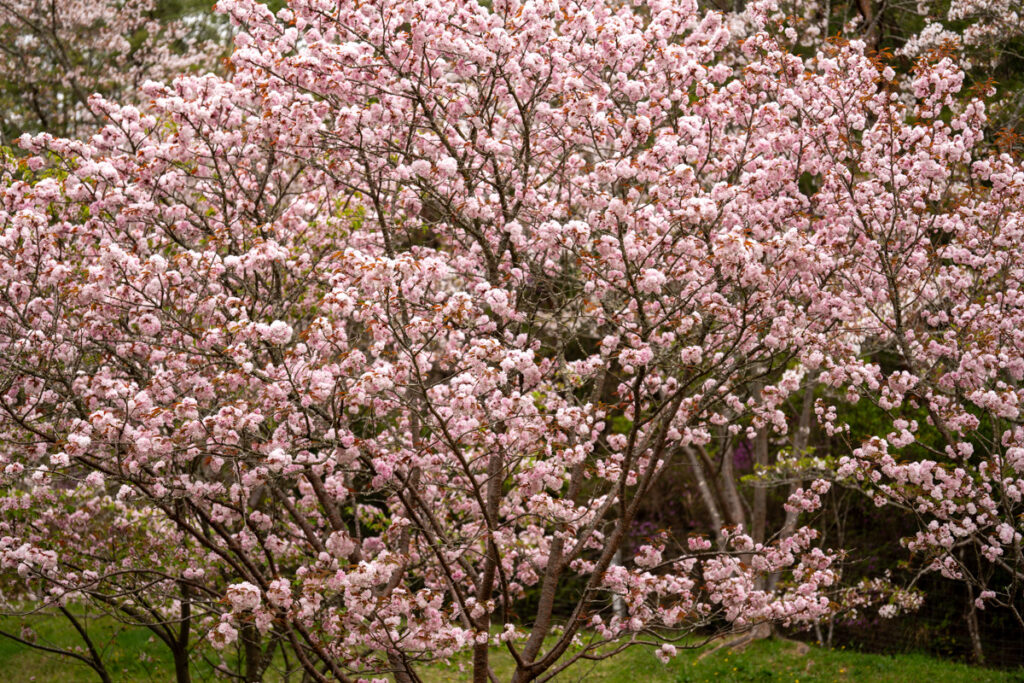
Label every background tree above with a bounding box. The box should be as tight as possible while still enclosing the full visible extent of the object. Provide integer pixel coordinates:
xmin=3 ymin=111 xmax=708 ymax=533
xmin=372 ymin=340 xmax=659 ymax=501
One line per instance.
xmin=0 ymin=0 xmax=224 ymax=143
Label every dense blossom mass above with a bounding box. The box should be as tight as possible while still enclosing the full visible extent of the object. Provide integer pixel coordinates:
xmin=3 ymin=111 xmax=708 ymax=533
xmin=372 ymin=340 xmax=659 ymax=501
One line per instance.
xmin=0 ymin=0 xmax=1022 ymax=680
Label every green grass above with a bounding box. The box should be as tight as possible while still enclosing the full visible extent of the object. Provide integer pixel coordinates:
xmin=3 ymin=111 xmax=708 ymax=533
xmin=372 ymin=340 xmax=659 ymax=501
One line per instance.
xmin=425 ymin=636 xmax=1024 ymax=683
xmin=1 ymin=613 xmax=1021 ymax=682
xmin=0 ymin=613 xmax=177 ymax=682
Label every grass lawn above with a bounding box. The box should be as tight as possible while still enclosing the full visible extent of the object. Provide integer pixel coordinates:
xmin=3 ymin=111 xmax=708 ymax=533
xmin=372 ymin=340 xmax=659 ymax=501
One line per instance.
xmin=426 ymin=636 xmax=1024 ymax=683
xmin=0 ymin=612 xmax=179 ymax=681
xmin=1 ymin=614 xmax=1021 ymax=682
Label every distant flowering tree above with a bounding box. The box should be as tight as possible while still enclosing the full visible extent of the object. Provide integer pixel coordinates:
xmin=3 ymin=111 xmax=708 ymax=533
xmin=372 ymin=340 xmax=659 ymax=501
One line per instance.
xmin=817 ymin=56 xmax=1024 ymax=629
xmin=0 ymin=0 xmax=223 ymax=142
xmin=0 ymin=0 xmax=1022 ymax=680
xmin=726 ymin=0 xmax=1024 ymax=134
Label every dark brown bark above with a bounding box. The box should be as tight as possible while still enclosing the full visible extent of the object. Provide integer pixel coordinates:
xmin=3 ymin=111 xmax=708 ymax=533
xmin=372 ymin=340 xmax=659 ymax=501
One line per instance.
xmin=966 ymin=584 xmax=986 ymax=665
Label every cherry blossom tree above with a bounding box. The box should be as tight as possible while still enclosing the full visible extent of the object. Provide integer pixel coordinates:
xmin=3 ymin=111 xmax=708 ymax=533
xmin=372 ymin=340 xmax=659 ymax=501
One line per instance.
xmin=812 ymin=52 xmax=1024 ymax=631
xmin=0 ymin=484 xmax=223 ymax=682
xmin=1 ymin=0 xmax=1021 ymax=680
xmin=0 ymin=0 xmax=224 ymax=143
xmin=724 ymin=0 xmax=1024 ymax=134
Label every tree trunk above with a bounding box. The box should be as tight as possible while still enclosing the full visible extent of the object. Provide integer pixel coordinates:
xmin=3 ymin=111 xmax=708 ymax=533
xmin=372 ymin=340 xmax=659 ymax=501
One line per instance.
xmin=173 ymin=649 xmax=191 ymax=683
xmin=242 ymin=623 xmax=265 ymax=683
xmin=685 ymin=446 xmax=727 ymax=545
xmin=175 ymin=581 xmax=192 ymax=683
xmin=752 ymin=428 xmax=769 ymax=545
xmin=389 ymin=652 xmax=418 ymax=683
xmin=965 ymin=584 xmax=985 ymax=665
xmin=611 ymin=548 xmax=627 ymax=619
xmin=473 ymin=452 xmax=504 ymax=683
xmin=717 ymin=443 xmax=746 ymax=529
xmin=769 ymin=378 xmax=817 ymax=592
